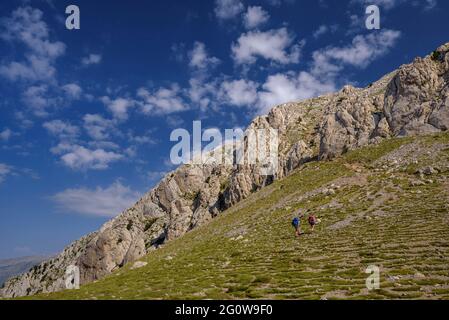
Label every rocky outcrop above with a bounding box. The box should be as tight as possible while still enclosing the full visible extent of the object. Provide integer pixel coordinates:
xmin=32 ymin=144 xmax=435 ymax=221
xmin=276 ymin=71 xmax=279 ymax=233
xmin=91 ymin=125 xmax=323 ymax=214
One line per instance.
xmin=2 ymin=42 xmax=448 ymax=298
xmin=318 ymin=73 xmax=396 ymax=160
xmin=319 ymin=43 xmax=449 ymax=159
xmin=384 ymin=44 xmax=449 ymax=136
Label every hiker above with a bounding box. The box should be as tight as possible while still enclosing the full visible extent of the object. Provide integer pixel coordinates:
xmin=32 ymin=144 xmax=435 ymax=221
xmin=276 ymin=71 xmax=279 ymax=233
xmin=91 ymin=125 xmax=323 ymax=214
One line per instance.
xmin=291 ymin=211 xmax=305 ymax=237
xmin=308 ymin=213 xmax=321 ymax=232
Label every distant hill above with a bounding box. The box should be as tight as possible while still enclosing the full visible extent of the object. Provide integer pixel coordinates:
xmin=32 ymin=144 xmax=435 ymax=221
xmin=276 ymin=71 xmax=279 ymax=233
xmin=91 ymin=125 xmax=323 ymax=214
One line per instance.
xmin=0 ymin=256 xmax=48 ymax=287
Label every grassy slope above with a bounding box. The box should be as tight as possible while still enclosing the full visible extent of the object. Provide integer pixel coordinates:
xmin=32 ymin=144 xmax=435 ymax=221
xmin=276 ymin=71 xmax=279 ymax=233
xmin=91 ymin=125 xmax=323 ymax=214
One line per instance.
xmin=32 ymin=133 xmax=449 ymax=300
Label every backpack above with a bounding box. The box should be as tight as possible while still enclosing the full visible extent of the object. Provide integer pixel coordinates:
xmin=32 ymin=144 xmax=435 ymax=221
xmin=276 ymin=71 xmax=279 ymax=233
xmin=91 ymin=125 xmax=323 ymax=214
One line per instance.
xmin=308 ymin=215 xmax=317 ymax=224
xmin=292 ymin=217 xmax=299 ymax=227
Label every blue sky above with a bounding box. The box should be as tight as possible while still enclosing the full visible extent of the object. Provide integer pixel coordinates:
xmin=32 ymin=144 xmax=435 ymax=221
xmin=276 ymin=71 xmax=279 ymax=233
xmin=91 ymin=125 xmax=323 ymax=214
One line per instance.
xmin=0 ymin=0 xmax=447 ymax=259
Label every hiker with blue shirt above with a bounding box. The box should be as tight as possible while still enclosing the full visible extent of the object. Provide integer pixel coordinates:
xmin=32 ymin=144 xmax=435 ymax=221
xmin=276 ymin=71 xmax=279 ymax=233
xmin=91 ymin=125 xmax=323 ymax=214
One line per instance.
xmin=291 ymin=210 xmax=305 ymax=237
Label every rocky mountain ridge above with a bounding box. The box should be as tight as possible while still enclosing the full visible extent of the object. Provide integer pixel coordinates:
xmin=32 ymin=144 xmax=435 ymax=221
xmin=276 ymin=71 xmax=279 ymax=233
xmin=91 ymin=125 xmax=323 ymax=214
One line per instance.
xmin=1 ymin=42 xmax=448 ymax=298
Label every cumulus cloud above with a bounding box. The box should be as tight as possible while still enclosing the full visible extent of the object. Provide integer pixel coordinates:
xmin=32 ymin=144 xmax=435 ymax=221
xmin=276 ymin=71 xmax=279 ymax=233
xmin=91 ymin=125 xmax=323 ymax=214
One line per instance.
xmin=51 ymin=143 xmax=123 ymax=170
xmin=254 ymin=30 xmax=400 ymax=113
xmin=43 ymin=120 xmax=79 ymax=141
xmin=137 ymin=85 xmax=188 ymax=115
xmin=0 ymin=6 xmax=83 ymax=121
xmin=0 ymin=6 xmax=65 ymax=83
xmin=0 ymin=57 xmax=57 ymax=83
xmin=423 ymin=0 xmax=437 ymax=10
xmin=0 ymin=128 xmax=12 ymax=142
xmin=51 ymin=181 xmax=140 ymax=217
xmin=0 ymin=163 xmax=13 ymax=184
xmin=232 ymin=28 xmax=304 ymax=65
xmin=187 ymin=77 xmax=219 ymax=111
xmin=214 ymin=0 xmax=244 ymax=20
xmin=101 ymin=97 xmax=135 ymax=121
xmin=127 ymin=28 xmax=399 ymax=118
xmin=127 ymin=133 xmax=156 ymax=145
xmin=313 ymin=25 xmax=328 ymax=39
xmin=222 ymin=30 xmax=400 ymax=114
xmin=256 ymin=72 xmax=336 ymax=113
xmin=219 ymin=79 xmax=259 ymax=107
xmin=83 ymin=114 xmax=115 ymax=141
xmin=311 ymin=29 xmax=401 ymax=76
xmin=81 ymin=53 xmax=102 ymax=66
xmin=243 ymin=6 xmax=270 ymax=29
xmin=21 ymin=84 xmax=60 ymax=117
xmin=62 ymin=83 xmax=82 ymax=99
xmin=172 ymin=30 xmax=391 ymax=114
xmin=188 ymin=42 xmax=220 ymax=70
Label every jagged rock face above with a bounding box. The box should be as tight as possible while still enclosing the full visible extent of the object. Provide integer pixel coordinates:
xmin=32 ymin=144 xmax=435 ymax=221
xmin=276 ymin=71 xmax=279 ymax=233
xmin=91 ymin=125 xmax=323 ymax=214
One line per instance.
xmin=2 ymin=42 xmax=449 ymax=298
xmin=385 ymin=43 xmax=449 ymax=136
xmin=150 ymin=163 xmax=233 ymax=239
xmin=318 ymin=74 xmax=395 ymax=160
xmin=318 ymin=43 xmax=449 ymax=160
xmin=76 ymin=196 xmax=170 ymax=284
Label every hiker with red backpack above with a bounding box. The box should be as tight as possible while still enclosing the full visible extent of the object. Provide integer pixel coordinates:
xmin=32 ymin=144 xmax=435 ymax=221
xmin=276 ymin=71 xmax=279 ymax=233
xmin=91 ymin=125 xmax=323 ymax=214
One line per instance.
xmin=307 ymin=211 xmax=322 ymax=232
xmin=308 ymin=214 xmax=318 ymax=232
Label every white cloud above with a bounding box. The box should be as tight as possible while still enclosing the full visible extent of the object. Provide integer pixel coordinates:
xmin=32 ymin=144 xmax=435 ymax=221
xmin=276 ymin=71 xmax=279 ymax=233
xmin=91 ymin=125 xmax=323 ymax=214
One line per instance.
xmin=133 ymin=30 xmax=399 ymax=118
xmin=253 ymin=29 xmax=400 ymax=114
xmin=256 ymin=72 xmax=336 ymax=114
xmin=214 ymin=0 xmax=244 ymax=20
xmin=101 ymin=97 xmax=135 ymax=121
xmin=0 ymin=58 xmax=56 ymax=83
xmin=81 ymin=53 xmax=102 ymax=66
xmin=0 ymin=163 xmax=39 ymax=184
xmin=62 ymin=83 xmax=82 ymax=99
xmin=187 ymin=77 xmax=219 ymax=111
xmin=166 ymin=115 xmax=185 ymax=128
xmin=219 ymin=79 xmax=259 ymax=107
xmin=313 ymin=25 xmax=328 ymax=39
xmin=189 ymin=42 xmax=220 ymax=70
xmin=83 ymin=114 xmax=115 ymax=141
xmin=0 ymin=163 xmax=13 ymax=184
xmin=51 ymin=181 xmax=140 ymax=217
xmin=87 ymin=140 xmax=120 ymax=150
xmin=232 ymin=28 xmax=304 ymax=65
xmin=137 ymin=85 xmax=188 ymax=115
xmin=43 ymin=120 xmax=79 ymax=140
xmin=14 ymin=111 xmax=33 ymax=129
xmin=0 ymin=7 xmax=76 ymax=120
xmin=127 ymin=132 xmax=156 ymax=145
xmin=243 ymin=6 xmax=270 ymax=30
xmin=0 ymin=128 xmax=12 ymax=142
xmin=51 ymin=143 xmax=123 ymax=170
xmin=424 ymin=0 xmax=437 ymax=10
xmin=0 ymin=6 xmax=65 ymax=83
xmin=21 ymin=84 xmax=59 ymax=117
xmin=311 ymin=29 xmax=401 ymax=76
